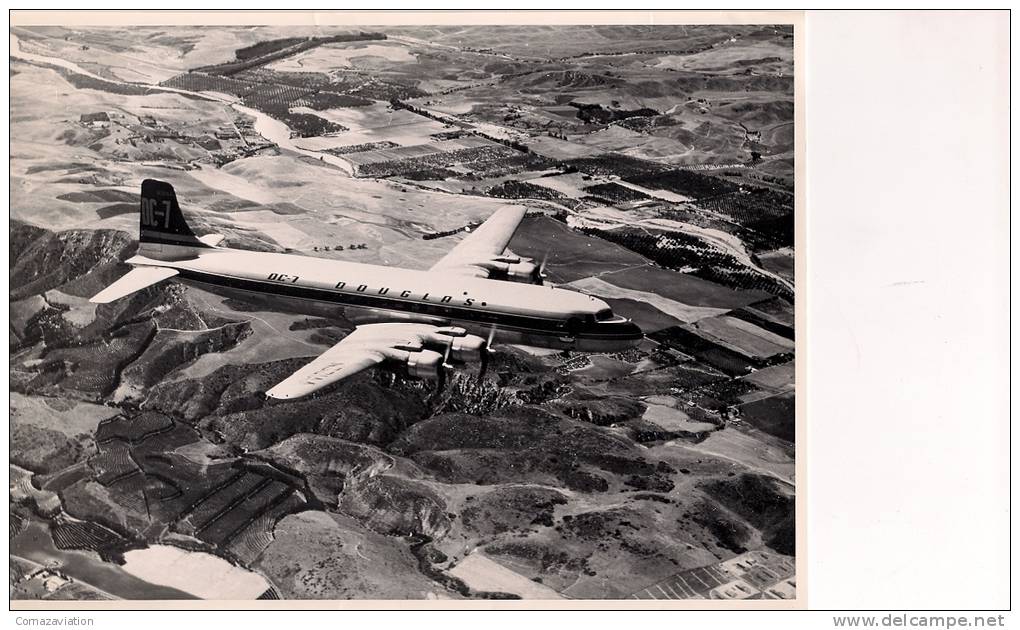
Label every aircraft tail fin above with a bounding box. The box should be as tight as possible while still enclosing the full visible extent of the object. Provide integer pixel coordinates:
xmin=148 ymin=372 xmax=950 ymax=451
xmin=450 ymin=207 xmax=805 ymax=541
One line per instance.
xmin=138 ymin=179 xmax=212 ymax=257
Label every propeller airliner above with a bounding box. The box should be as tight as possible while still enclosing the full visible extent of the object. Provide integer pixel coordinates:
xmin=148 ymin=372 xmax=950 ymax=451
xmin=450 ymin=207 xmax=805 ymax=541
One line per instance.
xmin=91 ymin=180 xmax=643 ymax=399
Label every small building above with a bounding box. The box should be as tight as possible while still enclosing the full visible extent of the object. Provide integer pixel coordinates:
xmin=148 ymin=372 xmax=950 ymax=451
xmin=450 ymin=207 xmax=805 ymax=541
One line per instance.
xmin=80 ymin=112 xmax=110 ymax=126
xmin=138 ymin=115 xmax=157 ymax=126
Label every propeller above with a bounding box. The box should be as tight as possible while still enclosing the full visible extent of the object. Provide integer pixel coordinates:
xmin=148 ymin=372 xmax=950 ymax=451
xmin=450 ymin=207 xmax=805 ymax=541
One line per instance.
xmin=435 ymin=360 xmax=447 ymax=392
xmin=442 ymin=338 xmax=455 ymax=370
xmin=533 ymin=251 xmax=550 ymax=284
xmin=478 ymin=327 xmax=497 ymax=380
xmin=433 ymin=338 xmax=454 ymax=393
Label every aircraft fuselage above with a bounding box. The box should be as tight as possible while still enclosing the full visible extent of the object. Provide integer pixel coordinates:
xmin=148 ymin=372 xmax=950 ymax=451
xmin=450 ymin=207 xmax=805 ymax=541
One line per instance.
xmin=132 ymin=247 xmax=643 ymax=352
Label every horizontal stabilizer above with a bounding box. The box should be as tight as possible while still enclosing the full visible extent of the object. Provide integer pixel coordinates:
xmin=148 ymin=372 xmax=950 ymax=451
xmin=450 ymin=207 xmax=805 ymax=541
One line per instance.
xmin=197 ymin=234 xmax=225 ymax=247
xmin=90 ymin=266 xmax=179 ymax=304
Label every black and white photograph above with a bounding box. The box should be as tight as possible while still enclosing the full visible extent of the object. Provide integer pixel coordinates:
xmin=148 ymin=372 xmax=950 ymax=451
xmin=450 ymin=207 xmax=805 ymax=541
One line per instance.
xmin=10 ymin=10 xmax=794 ymax=607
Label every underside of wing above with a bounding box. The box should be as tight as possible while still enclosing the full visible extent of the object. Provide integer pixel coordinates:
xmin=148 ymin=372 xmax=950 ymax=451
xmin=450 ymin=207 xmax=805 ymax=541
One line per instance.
xmin=90 ymin=266 xmax=179 ymax=304
xmin=429 ymin=205 xmax=528 ymax=277
xmin=265 ymin=342 xmax=384 ymax=400
xmin=264 ymin=323 xmax=448 ymax=400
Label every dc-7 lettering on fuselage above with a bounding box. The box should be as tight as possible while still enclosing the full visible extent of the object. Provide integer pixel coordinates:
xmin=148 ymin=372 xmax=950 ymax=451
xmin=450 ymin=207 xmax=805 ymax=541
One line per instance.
xmin=91 ymin=179 xmax=643 ymax=399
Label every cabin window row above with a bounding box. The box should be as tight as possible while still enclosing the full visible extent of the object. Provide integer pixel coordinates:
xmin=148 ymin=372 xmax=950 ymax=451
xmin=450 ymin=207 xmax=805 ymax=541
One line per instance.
xmin=333 ymin=281 xmax=487 ymax=307
xmin=254 ymin=274 xmax=562 ymax=332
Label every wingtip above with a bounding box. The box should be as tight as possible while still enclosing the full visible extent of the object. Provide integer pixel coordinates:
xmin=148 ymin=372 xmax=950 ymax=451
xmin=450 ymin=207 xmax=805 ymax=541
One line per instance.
xmin=265 ymin=387 xmax=297 ymax=400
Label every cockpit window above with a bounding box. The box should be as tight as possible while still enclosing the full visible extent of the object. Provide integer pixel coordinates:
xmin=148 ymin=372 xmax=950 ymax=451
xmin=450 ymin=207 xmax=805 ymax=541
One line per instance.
xmin=595 ymin=308 xmax=614 ymax=321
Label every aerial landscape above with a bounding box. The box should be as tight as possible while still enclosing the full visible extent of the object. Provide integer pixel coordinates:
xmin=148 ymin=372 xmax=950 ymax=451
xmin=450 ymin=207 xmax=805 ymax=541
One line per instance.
xmin=9 ymin=22 xmax=797 ymax=602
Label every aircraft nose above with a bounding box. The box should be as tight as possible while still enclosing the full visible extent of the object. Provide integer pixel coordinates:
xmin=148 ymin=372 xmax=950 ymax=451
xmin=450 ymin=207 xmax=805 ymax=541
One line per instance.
xmin=595 ymin=317 xmax=643 ymax=346
xmin=619 ymin=320 xmax=644 ymax=344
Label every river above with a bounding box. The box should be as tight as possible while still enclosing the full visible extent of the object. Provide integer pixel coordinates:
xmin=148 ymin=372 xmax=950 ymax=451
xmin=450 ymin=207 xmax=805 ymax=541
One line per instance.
xmin=10 ymin=32 xmax=230 ymax=105
xmin=10 ymin=32 xmax=109 ymax=82
xmin=10 ymin=32 xmax=355 ymax=177
xmin=229 ymin=102 xmax=355 ymax=175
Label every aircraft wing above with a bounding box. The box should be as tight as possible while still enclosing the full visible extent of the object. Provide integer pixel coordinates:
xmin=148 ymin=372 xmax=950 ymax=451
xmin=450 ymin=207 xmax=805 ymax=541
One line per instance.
xmin=90 ymin=266 xmax=179 ymax=304
xmin=265 ymin=323 xmax=442 ymax=400
xmin=429 ymin=205 xmax=528 ymax=277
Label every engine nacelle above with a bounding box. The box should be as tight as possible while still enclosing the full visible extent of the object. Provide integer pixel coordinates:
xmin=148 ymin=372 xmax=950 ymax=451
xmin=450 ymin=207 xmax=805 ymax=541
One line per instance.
xmin=482 ymin=259 xmax=545 ymax=285
xmin=424 ymin=330 xmax=487 ymax=364
xmin=402 ymin=349 xmax=444 ymax=380
xmin=504 ymin=261 xmax=544 ymax=285
xmin=443 ymin=334 xmax=486 ymax=364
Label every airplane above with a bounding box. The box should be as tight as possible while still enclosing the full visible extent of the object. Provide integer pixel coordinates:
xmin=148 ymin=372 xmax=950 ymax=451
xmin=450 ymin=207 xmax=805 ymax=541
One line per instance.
xmin=91 ymin=179 xmax=643 ymax=399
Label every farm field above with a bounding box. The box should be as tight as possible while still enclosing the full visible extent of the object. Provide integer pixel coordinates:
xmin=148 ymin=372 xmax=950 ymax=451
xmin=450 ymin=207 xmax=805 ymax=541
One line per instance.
xmin=742 ymin=361 xmax=795 ymax=388
xmin=758 ymin=247 xmax=795 ymax=282
xmin=525 ymin=172 xmax=598 ymax=198
xmin=598 ymin=265 xmax=769 ymax=309
xmin=508 ymin=217 xmax=648 ymax=283
xmin=738 ymin=392 xmax=796 ymax=443
xmin=526 ymin=135 xmax=603 ymax=160
xmin=343 ymin=136 xmax=497 ymax=167
xmin=568 ymin=277 xmax=730 ymax=324
xmin=600 ymin=298 xmax=685 ymax=333
xmin=631 ymin=547 xmax=795 ymax=600
xmin=268 ymin=41 xmax=418 ymax=72
xmin=574 ymin=125 xmax=694 ymax=163
xmin=686 ymin=315 xmax=794 ymax=360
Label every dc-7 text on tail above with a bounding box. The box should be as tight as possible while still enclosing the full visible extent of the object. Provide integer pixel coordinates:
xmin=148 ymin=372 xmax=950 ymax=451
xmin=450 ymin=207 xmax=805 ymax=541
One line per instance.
xmin=92 ymin=180 xmax=643 ymax=399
